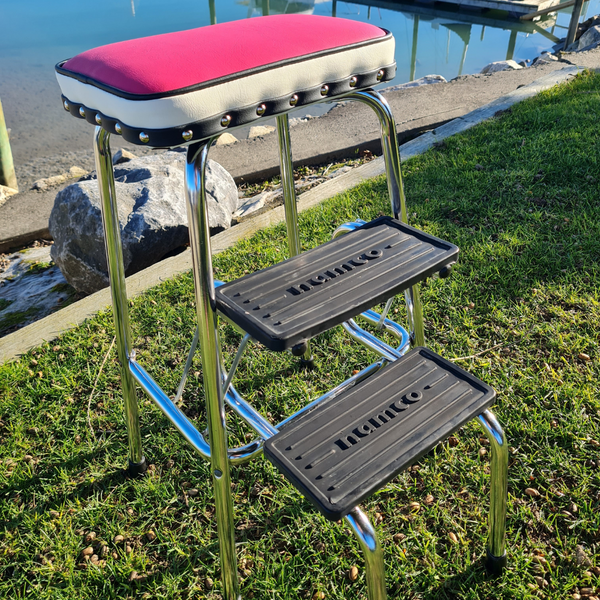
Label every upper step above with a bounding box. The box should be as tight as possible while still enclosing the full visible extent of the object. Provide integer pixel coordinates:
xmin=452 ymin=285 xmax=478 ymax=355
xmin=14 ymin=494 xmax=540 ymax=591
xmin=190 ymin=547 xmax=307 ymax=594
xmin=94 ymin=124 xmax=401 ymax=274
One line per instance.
xmin=216 ymin=217 xmax=458 ymax=351
xmin=264 ymin=347 xmax=496 ymax=520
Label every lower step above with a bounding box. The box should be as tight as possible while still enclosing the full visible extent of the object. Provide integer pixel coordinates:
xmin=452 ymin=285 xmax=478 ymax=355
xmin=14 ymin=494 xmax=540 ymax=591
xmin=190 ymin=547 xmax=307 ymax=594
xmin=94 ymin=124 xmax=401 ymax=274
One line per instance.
xmin=264 ymin=348 xmax=496 ymax=521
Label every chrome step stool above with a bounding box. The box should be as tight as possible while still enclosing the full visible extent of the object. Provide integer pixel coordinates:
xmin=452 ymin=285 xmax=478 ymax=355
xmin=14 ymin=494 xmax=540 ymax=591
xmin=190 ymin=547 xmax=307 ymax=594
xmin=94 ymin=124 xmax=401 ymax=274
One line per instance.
xmin=56 ymin=14 xmax=507 ymax=599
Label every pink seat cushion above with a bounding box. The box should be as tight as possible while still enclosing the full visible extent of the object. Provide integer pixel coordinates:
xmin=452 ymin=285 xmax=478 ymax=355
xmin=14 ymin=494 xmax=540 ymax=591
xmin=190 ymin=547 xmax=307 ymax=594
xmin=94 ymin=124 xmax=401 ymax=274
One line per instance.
xmin=56 ymin=15 xmax=396 ymax=147
xmin=61 ymin=15 xmax=388 ymax=97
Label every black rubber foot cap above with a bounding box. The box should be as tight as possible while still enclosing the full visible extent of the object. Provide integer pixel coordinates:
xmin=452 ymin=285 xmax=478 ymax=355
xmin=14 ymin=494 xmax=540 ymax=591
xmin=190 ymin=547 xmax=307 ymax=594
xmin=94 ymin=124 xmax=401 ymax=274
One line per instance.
xmin=485 ymin=550 xmax=507 ymax=577
xmin=299 ymin=356 xmax=316 ymax=370
xmin=291 ymin=341 xmax=308 ymax=357
xmin=126 ymin=456 xmax=148 ymax=478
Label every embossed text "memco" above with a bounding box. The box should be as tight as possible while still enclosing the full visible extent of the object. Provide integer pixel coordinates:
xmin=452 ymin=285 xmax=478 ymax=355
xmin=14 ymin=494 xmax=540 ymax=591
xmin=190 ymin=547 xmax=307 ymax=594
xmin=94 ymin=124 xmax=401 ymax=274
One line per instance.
xmin=287 ymin=249 xmax=383 ymax=295
xmin=334 ymin=391 xmax=423 ymax=451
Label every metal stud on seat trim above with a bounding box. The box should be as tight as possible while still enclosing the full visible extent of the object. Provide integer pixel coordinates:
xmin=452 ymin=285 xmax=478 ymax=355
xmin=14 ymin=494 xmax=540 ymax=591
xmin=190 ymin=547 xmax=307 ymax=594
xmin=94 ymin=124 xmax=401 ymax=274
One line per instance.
xmin=58 ymin=65 xmax=395 ymax=148
xmin=58 ymin=65 xmax=396 ymax=147
xmin=139 ymin=132 xmax=150 ymax=143
xmin=182 ymin=130 xmax=193 ymax=141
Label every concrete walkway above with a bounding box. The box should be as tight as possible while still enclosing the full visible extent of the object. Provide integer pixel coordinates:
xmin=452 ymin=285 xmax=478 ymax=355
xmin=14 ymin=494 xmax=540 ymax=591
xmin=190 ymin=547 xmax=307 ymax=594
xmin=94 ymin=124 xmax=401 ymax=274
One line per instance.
xmin=1 ymin=49 xmax=600 ymax=363
xmin=2 ymin=49 xmax=600 ymax=254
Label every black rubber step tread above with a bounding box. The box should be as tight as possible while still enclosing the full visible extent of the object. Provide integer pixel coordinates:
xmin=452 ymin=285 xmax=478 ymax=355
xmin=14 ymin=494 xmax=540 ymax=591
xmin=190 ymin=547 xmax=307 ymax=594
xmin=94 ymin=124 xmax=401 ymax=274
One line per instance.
xmin=215 ymin=217 xmax=458 ymax=351
xmin=264 ymin=347 xmax=496 ymax=521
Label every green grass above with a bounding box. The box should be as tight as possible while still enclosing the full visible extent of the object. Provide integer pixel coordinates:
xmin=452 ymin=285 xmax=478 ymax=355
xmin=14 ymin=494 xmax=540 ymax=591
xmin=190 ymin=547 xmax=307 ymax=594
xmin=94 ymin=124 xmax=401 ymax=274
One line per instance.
xmin=23 ymin=262 xmax=53 ymax=276
xmin=1 ymin=71 xmax=600 ymax=599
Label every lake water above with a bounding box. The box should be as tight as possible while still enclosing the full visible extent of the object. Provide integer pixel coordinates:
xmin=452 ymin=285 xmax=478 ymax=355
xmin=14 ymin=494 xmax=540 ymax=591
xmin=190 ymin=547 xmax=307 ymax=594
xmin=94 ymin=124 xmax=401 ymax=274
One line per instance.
xmin=1 ymin=0 xmax=598 ymax=165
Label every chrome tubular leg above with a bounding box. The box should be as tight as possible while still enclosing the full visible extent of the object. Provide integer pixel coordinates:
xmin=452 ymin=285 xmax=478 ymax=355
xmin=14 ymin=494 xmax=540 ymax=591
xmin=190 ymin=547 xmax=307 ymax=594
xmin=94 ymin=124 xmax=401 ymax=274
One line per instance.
xmin=186 ymin=140 xmax=240 ymax=600
xmin=276 ymin=113 xmax=301 ymax=257
xmin=276 ymin=114 xmax=314 ymax=365
xmin=94 ymin=126 xmax=146 ymax=475
xmin=346 ymin=507 xmax=387 ymax=600
xmin=346 ymin=90 xmax=425 ymax=347
xmin=404 ymin=284 xmax=425 ymax=349
xmin=345 ymin=90 xmax=405 ymax=221
xmin=477 ymin=409 xmax=508 ymax=575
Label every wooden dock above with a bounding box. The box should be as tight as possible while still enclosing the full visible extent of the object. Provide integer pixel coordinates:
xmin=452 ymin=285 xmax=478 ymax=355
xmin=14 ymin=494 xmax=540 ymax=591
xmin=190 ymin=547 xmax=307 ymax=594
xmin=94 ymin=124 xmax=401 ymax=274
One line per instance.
xmin=345 ymin=0 xmax=561 ymax=80
xmin=349 ymin=0 xmax=567 ymax=16
xmin=425 ymin=0 xmax=563 ymax=17
xmin=347 ymin=0 xmax=559 ymax=30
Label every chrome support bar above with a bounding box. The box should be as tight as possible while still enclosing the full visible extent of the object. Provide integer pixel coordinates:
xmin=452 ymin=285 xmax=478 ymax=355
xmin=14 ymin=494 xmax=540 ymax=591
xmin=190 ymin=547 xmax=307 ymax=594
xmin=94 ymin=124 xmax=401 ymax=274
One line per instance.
xmin=227 ymin=439 xmax=265 ymax=464
xmin=276 ymin=360 xmax=384 ymax=430
xmin=276 ymin=113 xmax=301 ymax=258
xmin=345 ymin=90 xmax=425 ymax=348
xmin=276 ymin=113 xmax=313 ymax=365
xmin=129 ymin=358 xmax=211 ymax=459
xmin=477 ymin=409 xmax=508 ymax=570
xmin=225 ymin=384 xmax=279 ymax=440
xmin=94 ymin=126 xmax=144 ymax=471
xmin=222 ymin=334 xmax=251 ymax=396
xmin=342 ymin=319 xmax=402 ymax=362
xmin=346 ymin=507 xmax=387 ymax=600
xmin=174 ymin=326 xmax=200 ymax=405
xmin=332 ymin=219 xmax=367 ymax=239
xmin=357 ymin=309 xmax=411 ymax=354
xmin=129 ymin=356 xmax=265 ymax=464
xmin=404 ymin=284 xmax=425 ymax=348
xmin=345 ymin=91 xmax=405 ymax=222
xmin=186 ymin=140 xmax=240 ymax=600
xmin=377 ymin=298 xmax=394 ymax=329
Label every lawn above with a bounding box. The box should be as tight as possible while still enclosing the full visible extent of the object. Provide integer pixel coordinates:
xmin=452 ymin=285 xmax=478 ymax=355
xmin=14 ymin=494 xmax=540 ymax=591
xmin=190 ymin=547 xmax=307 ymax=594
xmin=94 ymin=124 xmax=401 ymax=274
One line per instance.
xmin=1 ymin=70 xmax=599 ymax=599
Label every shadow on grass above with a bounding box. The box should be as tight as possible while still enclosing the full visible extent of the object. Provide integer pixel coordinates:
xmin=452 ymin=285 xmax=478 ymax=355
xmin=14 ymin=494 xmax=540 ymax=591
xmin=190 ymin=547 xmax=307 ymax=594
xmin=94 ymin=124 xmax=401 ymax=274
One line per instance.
xmin=0 ymin=443 xmax=127 ymax=519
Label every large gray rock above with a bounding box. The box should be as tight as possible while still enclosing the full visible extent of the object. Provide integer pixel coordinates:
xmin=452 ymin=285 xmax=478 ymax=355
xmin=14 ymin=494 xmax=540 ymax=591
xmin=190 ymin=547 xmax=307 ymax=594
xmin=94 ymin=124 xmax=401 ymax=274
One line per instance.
xmin=531 ymin=52 xmax=559 ymax=67
xmin=49 ymin=151 xmax=239 ymax=293
xmin=381 ymin=74 xmax=447 ymax=93
xmin=480 ymin=60 xmax=523 ymax=74
xmin=577 ymin=25 xmax=600 ymax=51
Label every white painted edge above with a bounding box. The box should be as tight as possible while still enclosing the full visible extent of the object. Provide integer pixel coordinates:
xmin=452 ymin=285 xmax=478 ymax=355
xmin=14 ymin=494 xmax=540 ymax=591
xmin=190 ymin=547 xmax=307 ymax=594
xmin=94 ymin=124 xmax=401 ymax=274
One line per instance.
xmin=0 ymin=65 xmax=586 ymax=364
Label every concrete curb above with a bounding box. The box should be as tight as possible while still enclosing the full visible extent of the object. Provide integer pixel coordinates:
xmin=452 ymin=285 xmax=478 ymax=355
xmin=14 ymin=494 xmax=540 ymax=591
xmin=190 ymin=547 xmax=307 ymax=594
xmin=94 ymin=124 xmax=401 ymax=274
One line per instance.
xmin=0 ymin=65 xmax=587 ymax=364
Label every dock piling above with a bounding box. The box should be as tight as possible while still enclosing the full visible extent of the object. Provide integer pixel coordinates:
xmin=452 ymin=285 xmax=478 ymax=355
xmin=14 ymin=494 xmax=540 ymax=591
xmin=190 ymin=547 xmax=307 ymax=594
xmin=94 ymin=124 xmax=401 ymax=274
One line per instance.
xmin=564 ymin=0 xmax=585 ymax=49
xmin=0 ymin=98 xmax=18 ymax=192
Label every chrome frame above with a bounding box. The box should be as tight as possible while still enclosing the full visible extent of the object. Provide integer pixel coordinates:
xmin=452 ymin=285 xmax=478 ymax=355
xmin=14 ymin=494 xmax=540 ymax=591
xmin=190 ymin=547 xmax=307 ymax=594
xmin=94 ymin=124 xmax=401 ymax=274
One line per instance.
xmin=93 ymin=86 xmax=506 ymax=600
xmin=276 ymin=113 xmax=314 ymax=365
xmin=94 ymin=127 xmax=145 ymax=473
xmin=222 ymin=333 xmax=251 ymax=396
xmin=477 ymin=409 xmax=508 ymax=565
xmin=185 ymin=140 xmax=240 ymax=600
xmin=345 ymin=90 xmax=425 ymax=348
xmin=347 ymin=508 xmax=387 ymax=600
xmin=173 ymin=326 xmax=200 ymax=404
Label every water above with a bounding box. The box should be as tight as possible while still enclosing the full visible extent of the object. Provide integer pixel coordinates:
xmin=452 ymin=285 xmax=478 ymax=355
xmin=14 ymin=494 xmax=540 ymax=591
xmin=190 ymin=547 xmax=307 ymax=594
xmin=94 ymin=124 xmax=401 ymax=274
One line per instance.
xmin=0 ymin=0 xmax=598 ymax=165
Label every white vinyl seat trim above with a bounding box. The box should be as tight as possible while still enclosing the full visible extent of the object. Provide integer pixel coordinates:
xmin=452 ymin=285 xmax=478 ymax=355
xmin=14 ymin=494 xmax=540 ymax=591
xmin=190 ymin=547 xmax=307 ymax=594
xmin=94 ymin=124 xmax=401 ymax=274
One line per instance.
xmin=56 ymin=37 xmax=395 ymax=130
